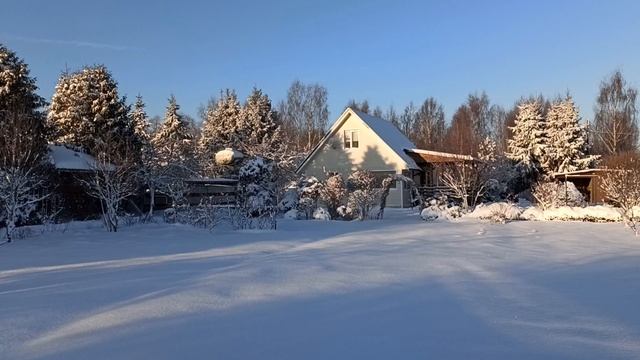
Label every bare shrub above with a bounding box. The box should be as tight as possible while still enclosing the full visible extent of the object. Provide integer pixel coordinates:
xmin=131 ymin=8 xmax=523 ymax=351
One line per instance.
xmin=532 ymin=181 xmax=585 ymax=210
xmin=601 ymin=163 xmax=640 ymax=235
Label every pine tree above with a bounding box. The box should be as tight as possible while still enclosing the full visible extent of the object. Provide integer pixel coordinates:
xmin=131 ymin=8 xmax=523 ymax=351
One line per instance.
xmin=0 ymin=44 xmax=48 ymax=166
xmin=506 ymin=101 xmax=547 ymax=175
xmin=0 ymin=44 xmax=46 ymax=114
xmin=152 ymin=95 xmax=195 ymax=167
xmin=241 ymin=88 xmax=282 ymax=156
xmin=131 ymin=95 xmax=161 ymax=218
xmin=131 ymin=95 xmax=151 ymax=144
xmin=198 ymin=89 xmax=242 ymax=175
xmin=546 ymin=97 xmax=598 ymax=173
xmin=151 ymin=96 xmax=197 ymax=206
xmin=48 ymin=65 xmax=133 ymax=156
xmin=237 ymin=156 xmax=277 ymax=229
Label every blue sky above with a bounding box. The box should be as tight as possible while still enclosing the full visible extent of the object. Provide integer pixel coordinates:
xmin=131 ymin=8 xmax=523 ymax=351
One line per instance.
xmin=2 ymin=0 xmax=639 ymax=123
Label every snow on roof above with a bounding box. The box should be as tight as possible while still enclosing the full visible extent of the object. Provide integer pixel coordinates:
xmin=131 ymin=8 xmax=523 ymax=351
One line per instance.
xmin=552 ymin=168 xmax=612 ymax=177
xmin=350 ymin=110 xmax=420 ymax=169
xmin=296 ymin=108 xmax=422 ymax=173
xmin=405 ymin=148 xmax=476 ymax=162
xmin=48 ymin=144 xmax=98 ymax=171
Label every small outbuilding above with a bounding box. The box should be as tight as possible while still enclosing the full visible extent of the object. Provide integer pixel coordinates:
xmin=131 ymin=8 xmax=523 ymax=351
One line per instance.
xmin=48 ymin=144 xmax=103 ymax=219
xmin=552 ymin=169 xmax=613 ymax=204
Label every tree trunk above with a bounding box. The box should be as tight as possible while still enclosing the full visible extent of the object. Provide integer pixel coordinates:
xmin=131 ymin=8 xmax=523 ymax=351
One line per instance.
xmin=148 ymin=185 xmax=155 ymax=220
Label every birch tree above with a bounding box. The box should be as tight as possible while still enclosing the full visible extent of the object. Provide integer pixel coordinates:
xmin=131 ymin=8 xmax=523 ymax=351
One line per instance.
xmin=80 ymin=140 xmax=138 ymax=232
xmin=592 ymin=71 xmax=639 ymax=156
xmin=0 ymin=45 xmax=49 ymax=242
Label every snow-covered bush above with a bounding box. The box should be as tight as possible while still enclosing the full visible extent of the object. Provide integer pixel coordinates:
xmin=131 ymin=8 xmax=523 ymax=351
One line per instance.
xmin=479 ymin=137 xmax=514 ymax=202
xmin=347 ymin=171 xmax=380 ymax=221
xmin=313 ymin=207 xmax=331 ymax=221
xmin=163 ymin=208 xmax=177 ymax=223
xmin=278 ymin=186 xmax=298 ymax=212
xmin=0 ymin=167 xmax=49 ymax=242
xmin=236 ymin=156 xmax=277 ymax=229
xmin=420 ymin=208 xmax=440 ymax=221
xmin=600 ymin=167 xmax=640 ymax=234
xmin=189 ymin=197 xmax=224 ymax=230
xmin=319 ymin=173 xmax=347 ymax=218
xmin=36 ymin=207 xmax=64 ymax=234
xmin=521 ymin=205 xmax=623 ymax=222
xmin=297 ymin=176 xmax=323 ymax=219
xmin=337 ymin=205 xmax=354 ymax=220
xmin=531 ymin=181 xmax=585 ymax=210
xmin=419 ymin=195 xmax=462 ymax=221
xmin=467 ymin=202 xmax=523 ymax=223
xmin=283 ymin=209 xmax=299 ymax=220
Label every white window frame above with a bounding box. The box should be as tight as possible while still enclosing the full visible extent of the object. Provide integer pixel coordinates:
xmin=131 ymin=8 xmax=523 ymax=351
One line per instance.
xmin=343 ymin=130 xmax=359 ymax=148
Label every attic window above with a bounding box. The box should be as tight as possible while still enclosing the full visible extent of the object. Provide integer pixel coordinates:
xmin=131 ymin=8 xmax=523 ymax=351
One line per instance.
xmin=344 ymin=130 xmax=359 ymax=148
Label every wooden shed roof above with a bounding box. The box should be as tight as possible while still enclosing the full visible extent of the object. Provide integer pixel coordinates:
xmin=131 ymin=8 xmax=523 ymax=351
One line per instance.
xmin=404 ymin=149 xmax=476 ymax=164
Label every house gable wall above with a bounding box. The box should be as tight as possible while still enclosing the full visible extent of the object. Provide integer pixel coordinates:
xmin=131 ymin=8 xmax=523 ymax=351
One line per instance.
xmin=300 ymin=112 xmax=409 ymax=180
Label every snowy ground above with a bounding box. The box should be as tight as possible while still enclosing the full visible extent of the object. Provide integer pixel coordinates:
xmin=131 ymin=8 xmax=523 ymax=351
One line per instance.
xmin=2 ymin=210 xmax=640 ymax=359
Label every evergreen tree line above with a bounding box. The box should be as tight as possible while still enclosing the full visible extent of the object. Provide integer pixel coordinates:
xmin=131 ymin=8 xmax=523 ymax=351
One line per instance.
xmin=347 ymin=72 xmax=638 ymax=165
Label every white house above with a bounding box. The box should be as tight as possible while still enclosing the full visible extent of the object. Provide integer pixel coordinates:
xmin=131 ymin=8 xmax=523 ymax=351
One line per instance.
xmin=296 ymin=108 xmax=474 ymax=207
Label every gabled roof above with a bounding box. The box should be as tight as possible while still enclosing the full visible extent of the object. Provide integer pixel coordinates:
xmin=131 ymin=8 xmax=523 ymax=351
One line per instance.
xmin=48 ymin=144 xmax=99 ymax=171
xmin=351 ymin=110 xmax=419 ymax=169
xmin=296 ymin=108 xmax=420 ymax=173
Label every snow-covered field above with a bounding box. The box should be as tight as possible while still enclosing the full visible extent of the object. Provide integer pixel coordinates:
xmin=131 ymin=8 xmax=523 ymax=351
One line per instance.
xmin=2 ymin=210 xmax=640 ymax=359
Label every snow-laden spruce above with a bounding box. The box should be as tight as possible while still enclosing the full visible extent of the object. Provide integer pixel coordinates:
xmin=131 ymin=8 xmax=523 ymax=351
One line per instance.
xmin=237 ymin=156 xmax=277 ymax=229
xmin=241 ymin=87 xmax=282 ymax=156
xmin=151 ymin=96 xmax=197 ymax=206
xmin=199 ymin=90 xmax=243 ymax=175
xmin=131 ymin=95 xmax=151 ymax=144
xmin=545 ymin=97 xmax=598 ymax=173
xmin=48 ymin=65 xmax=135 ymax=156
xmin=507 ymin=101 xmax=547 ymax=175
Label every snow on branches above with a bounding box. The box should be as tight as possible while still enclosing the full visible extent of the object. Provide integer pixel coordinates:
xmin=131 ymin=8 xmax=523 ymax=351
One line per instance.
xmin=0 ymin=166 xmax=48 ymax=242
xmin=601 ymin=164 xmax=640 ymax=235
xmin=236 ymin=156 xmax=277 ymax=229
xmin=78 ymin=142 xmax=138 ymax=232
xmin=347 ymin=170 xmax=379 ymax=221
xmin=507 ymin=101 xmax=546 ymax=176
xmin=48 ymin=65 xmax=135 ymax=156
xmin=546 ymin=97 xmax=598 ymax=173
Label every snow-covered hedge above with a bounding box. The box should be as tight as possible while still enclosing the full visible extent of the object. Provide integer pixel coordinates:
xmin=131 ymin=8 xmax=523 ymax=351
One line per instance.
xmin=521 ymin=205 xmax=622 ymax=222
xmin=424 ymin=201 xmax=625 ymax=224
xmin=466 ymin=202 xmax=523 ymax=223
xmin=420 ymin=196 xmax=462 ymax=221
xmin=313 ymin=207 xmax=331 ymax=221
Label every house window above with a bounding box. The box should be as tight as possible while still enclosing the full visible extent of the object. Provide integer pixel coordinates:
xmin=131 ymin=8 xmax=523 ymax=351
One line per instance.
xmin=344 ymin=130 xmax=359 ymax=148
